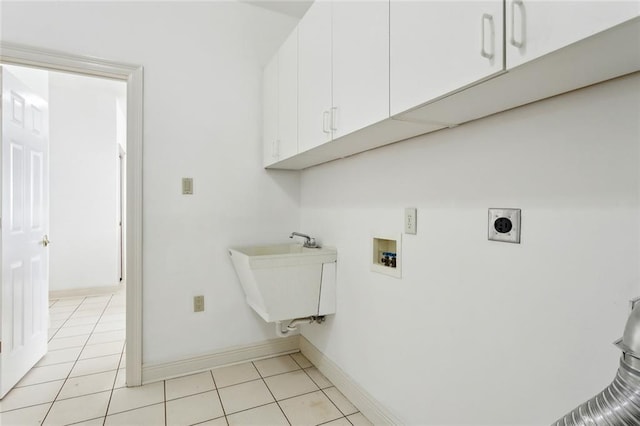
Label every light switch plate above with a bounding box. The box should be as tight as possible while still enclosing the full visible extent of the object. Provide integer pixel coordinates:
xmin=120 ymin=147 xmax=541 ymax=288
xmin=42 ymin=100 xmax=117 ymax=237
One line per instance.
xmin=405 ymin=208 xmax=417 ymax=234
xmin=193 ymin=295 xmax=204 ymax=312
xmin=488 ymin=208 xmax=521 ymax=243
xmin=182 ymin=178 xmax=193 ymax=195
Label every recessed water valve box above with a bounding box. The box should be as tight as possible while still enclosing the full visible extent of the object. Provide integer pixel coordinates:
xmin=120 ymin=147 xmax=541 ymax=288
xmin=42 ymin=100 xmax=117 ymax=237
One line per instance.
xmin=372 ymin=234 xmax=402 ymax=278
xmin=488 ymin=208 xmax=521 ymax=244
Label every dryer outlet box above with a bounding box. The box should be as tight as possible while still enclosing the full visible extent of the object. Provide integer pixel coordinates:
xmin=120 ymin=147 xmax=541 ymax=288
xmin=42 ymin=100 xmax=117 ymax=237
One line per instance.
xmin=488 ymin=208 xmax=521 ymax=244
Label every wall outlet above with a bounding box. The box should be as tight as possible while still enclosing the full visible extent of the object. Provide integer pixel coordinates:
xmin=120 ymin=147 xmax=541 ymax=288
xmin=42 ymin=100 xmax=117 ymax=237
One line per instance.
xmin=193 ymin=295 xmax=205 ymax=312
xmin=405 ymin=207 xmax=417 ymax=235
xmin=488 ymin=208 xmax=521 ymax=243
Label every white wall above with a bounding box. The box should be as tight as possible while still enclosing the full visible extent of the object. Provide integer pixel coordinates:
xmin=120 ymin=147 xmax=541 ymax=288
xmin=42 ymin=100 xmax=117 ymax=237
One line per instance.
xmin=48 ymin=71 xmax=125 ymax=292
xmin=1 ymin=2 xmax=300 ymax=364
xmin=300 ymin=74 xmax=640 ymax=425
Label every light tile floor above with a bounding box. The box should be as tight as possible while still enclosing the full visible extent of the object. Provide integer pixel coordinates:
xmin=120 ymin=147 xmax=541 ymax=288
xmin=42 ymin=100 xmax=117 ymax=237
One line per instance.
xmin=0 ymin=291 xmax=372 ymax=426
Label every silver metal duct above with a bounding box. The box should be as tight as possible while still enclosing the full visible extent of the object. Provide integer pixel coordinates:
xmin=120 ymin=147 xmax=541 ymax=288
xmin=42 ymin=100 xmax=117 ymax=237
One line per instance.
xmin=553 ymin=301 xmax=640 ymax=425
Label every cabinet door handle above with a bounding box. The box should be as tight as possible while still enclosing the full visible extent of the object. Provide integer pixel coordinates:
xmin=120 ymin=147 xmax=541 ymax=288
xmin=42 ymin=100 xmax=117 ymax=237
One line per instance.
xmin=322 ymin=110 xmax=330 ymax=134
xmin=330 ymin=107 xmax=338 ymax=132
xmin=480 ymin=13 xmax=495 ymax=60
xmin=510 ymin=0 xmax=525 ymax=48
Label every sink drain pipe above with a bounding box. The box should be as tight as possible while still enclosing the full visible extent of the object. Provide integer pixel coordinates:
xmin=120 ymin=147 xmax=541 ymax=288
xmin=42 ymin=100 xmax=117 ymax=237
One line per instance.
xmin=275 ymin=316 xmax=325 ymax=338
xmin=553 ymin=301 xmax=640 ymax=425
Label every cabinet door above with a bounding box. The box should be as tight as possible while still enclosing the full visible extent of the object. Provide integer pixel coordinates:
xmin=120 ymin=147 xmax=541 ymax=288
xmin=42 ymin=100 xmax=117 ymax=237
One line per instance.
xmin=262 ymin=53 xmax=278 ymax=167
xmin=390 ymin=0 xmax=504 ymax=116
xmin=332 ymin=1 xmax=389 ymax=139
xmin=278 ymin=28 xmax=298 ymax=160
xmin=507 ymin=0 xmax=640 ymax=69
xmin=298 ymin=0 xmax=332 ymax=152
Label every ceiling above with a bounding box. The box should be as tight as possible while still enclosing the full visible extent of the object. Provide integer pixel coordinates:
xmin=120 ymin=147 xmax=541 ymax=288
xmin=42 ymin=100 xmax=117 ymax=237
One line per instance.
xmin=242 ymin=0 xmax=313 ymax=19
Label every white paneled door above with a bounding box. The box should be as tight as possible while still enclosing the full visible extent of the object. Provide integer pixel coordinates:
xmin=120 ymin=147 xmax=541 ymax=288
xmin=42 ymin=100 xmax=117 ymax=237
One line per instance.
xmin=0 ymin=67 xmax=50 ymax=399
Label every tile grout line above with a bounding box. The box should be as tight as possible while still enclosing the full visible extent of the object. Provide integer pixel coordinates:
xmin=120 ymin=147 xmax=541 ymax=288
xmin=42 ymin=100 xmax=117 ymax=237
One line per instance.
xmin=47 ymin=297 xmax=117 ymax=339
xmin=213 ymin=364 xmax=308 ymax=391
xmin=103 ymin=334 xmax=128 ymax=426
xmin=47 ymin=297 xmax=85 ymax=342
xmin=163 ymin=387 xmax=221 ymax=404
xmin=28 ymin=348 xmax=124 ymax=370
xmin=189 ymin=417 xmax=227 ymax=426
xmin=41 ymin=294 xmax=115 ymax=425
xmin=209 ymin=369 xmax=230 ymax=425
xmin=317 ymin=418 xmax=349 ymax=426
xmin=319 ymin=387 xmax=351 ymax=418
xmin=252 ymin=358 xmax=292 ymax=426
xmin=217 ymin=401 xmax=272 ymax=417
xmin=13 ymin=365 xmax=122 ymax=393
xmin=292 ymin=354 xmax=351 ymax=425
xmin=99 ymin=401 xmax=164 ymax=418
xmin=67 ymin=415 xmax=106 ymax=426
xmin=222 ymin=386 xmax=336 ymax=413
xmin=40 ymin=295 xmax=89 ymax=423
xmin=164 ymin=379 xmax=168 ymax=426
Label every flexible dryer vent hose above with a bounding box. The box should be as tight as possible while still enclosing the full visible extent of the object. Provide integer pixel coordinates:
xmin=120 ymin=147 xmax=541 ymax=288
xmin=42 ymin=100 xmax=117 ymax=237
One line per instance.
xmin=553 ymin=302 xmax=640 ymax=425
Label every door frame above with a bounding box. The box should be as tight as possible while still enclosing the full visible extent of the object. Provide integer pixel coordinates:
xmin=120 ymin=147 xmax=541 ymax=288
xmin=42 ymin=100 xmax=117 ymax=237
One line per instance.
xmin=0 ymin=41 xmax=143 ymax=386
xmin=118 ymin=145 xmax=126 ymax=283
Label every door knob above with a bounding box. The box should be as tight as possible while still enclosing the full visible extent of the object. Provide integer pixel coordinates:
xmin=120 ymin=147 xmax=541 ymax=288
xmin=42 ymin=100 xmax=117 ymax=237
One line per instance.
xmin=41 ymin=235 xmax=51 ymax=247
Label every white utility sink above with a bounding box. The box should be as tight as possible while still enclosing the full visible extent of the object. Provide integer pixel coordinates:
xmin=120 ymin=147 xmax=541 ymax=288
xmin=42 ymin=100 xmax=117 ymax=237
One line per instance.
xmin=228 ymin=244 xmax=337 ymax=323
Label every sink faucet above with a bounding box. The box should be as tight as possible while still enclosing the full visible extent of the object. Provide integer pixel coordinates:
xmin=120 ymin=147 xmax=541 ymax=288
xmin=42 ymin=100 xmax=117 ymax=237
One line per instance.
xmin=289 ymin=232 xmax=319 ymax=248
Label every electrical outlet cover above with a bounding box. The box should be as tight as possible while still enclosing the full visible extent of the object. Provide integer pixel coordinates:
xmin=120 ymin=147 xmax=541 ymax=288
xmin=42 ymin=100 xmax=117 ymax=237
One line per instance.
xmin=405 ymin=208 xmax=417 ymax=234
xmin=488 ymin=208 xmax=521 ymax=243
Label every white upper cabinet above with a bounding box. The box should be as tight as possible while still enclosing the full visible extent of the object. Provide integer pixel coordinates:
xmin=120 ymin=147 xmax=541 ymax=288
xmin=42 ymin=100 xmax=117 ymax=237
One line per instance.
xmin=506 ymin=0 xmax=640 ymax=69
xmin=263 ymin=28 xmax=298 ymax=167
xmin=298 ymin=0 xmax=332 ymax=153
xmin=278 ymin=29 xmax=298 ymax=161
xmin=298 ymin=0 xmax=390 ymax=149
xmin=265 ymin=1 xmax=639 ymax=170
xmin=390 ymin=0 xmax=504 ymax=117
xmin=332 ymin=1 xmax=390 ymax=139
xmin=262 ymin=54 xmax=278 ymax=166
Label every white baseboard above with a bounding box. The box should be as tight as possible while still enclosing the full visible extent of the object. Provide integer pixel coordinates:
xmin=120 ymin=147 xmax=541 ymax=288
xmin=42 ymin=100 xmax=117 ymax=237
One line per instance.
xmin=50 ymin=284 xmax=123 ymax=299
xmin=300 ymin=336 xmax=402 ymax=425
xmin=142 ymin=336 xmax=300 ymax=384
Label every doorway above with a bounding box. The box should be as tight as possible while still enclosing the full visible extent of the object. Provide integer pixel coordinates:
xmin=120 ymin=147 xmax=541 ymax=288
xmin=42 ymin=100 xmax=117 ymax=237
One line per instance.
xmin=0 ymin=41 xmax=143 ymax=388
xmin=46 ymin=69 xmax=126 ymax=298
xmin=1 ymin=64 xmax=126 ymax=396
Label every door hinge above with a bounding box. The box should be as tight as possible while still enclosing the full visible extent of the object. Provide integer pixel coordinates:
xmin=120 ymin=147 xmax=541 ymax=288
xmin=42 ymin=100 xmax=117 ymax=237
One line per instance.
xmin=0 ymin=341 xmax=2 ymax=353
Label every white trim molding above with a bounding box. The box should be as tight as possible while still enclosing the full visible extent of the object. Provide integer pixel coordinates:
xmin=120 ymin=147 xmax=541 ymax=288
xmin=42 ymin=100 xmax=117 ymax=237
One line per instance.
xmin=142 ymin=336 xmax=300 ymax=384
xmin=49 ymin=284 xmax=124 ymax=300
xmin=300 ymin=336 xmax=403 ymax=425
xmin=0 ymin=41 xmax=144 ymax=387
